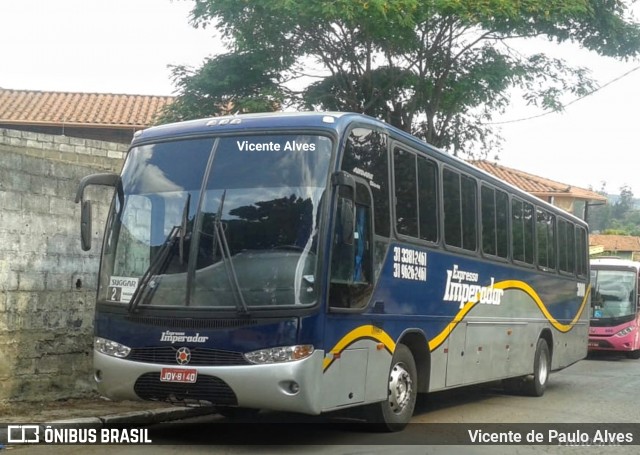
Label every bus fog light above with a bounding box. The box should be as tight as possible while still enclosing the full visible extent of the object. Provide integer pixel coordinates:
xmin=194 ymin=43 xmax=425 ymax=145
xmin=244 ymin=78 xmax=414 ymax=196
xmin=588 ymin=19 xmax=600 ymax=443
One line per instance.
xmin=94 ymin=337 xmax=131 ymax=358
xmin=94 ymin=370 xmax=103 ymax=382
xmin=280 ymin=381 xmax=300 ymax=395
xmin=244 ymin=345 xmax=314 ymax=364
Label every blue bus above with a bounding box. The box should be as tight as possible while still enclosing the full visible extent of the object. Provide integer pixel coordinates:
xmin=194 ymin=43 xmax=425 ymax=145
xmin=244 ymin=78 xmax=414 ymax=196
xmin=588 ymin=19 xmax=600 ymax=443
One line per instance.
xmin=76 ymin=112 xmax=590 ymax=431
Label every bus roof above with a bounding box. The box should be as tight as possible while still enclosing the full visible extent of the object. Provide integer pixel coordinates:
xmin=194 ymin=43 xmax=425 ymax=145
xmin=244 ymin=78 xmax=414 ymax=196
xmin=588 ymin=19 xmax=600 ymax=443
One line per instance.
xmin=131 ymin=111 xmax=587 ymax=226
xmin=591 ymin=257 xmax=640 ymax=271
xmin=132 ymin=111 xmax=359 ymax=144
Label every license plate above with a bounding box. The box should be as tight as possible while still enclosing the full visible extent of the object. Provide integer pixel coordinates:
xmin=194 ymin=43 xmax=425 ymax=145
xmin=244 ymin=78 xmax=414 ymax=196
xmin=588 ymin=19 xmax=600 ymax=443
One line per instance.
xmin=160 ymin=368 xmax=198 ymax=383
xmin=588 ymin=342 xmax=599 ymax=347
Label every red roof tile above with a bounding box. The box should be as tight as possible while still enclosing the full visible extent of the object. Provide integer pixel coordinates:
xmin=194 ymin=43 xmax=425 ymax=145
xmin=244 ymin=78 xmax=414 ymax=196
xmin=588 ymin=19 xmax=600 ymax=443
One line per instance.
xmin=470 ymin=160 xmax=607 ymax=203
xmin=590 ymin=234 xmax=640 ymax=252
xmin=0 ymin=88 xmax=173 ymax=128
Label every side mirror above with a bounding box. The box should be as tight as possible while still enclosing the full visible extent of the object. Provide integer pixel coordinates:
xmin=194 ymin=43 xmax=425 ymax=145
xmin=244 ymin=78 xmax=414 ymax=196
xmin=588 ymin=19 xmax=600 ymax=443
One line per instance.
xmin=75 ymin=172 xmax=122 ymax=251
xmin=75 ymin=173 xmax=122 ymax=205
xmin=80 ymin=200 xmax=92 ymax=251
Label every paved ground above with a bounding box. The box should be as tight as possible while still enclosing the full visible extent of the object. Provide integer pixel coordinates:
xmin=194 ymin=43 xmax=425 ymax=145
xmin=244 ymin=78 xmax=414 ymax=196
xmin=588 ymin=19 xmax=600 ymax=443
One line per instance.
xmin=0 ymin=394 xmax=220 ymax=449
xmin=0 ymin=394 xmax=216 ymax=425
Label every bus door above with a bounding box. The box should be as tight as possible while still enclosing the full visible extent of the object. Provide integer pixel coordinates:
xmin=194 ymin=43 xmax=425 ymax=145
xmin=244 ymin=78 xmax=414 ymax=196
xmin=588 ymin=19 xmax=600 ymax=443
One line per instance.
xmin=322 ymin=174 xmax=378 ymax=410
xmin=322 ymin=126 xmax=392 ymax=410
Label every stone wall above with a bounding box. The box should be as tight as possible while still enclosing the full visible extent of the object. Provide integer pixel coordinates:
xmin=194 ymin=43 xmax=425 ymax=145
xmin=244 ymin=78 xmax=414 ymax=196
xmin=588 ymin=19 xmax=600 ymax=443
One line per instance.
xmin=0 ymin=128 xmax=126 ymax=402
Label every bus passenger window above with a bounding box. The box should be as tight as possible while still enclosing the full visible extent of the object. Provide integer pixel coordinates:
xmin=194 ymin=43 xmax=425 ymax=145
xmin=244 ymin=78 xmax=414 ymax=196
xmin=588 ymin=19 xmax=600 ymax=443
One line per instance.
xmin=495 ymin=190 xmax=509 ymax=258
xmin=481 ymin=185 xmax=497 ymax=255
xmin=461 ymin=175 xmax=477 ymax=251
xmin=512 ymin=198 xmax=534 ymax=264
xmin=576 ymin=226 xmax=588 ymax=276
xmin=393 ymin=148 xmax=438 ymax=242
xmin=481 ymin=186 xmax=509 ymax=259
xmin=443 ymin=169 xmax=477 ymax=251
xmin=394 ymin=148 xmax=418 ymax=237
xmin=418 ymin=157 xmax=438 ymax=242
xmin=536 ymin=208 xmax=556 ymax=270
xmin=558 ymin=219 xmax=576 ymax=273
xmin=443 ymin=169 xmax=462 ymax=248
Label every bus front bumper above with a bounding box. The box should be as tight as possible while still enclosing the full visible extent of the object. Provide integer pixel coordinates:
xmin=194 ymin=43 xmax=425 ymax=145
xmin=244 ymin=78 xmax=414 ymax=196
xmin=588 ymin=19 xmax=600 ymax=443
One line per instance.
xmin=93 ymin=349 xmax=326 ymax=415
xmin=588 ymin=332 xmax=636 ymax=351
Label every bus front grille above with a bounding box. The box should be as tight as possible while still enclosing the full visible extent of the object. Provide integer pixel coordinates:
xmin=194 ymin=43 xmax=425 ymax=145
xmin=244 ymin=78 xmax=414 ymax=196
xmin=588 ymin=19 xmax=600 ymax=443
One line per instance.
xmin=128 ymin=347 xmax=250 ymax=366
xmin=589 ymin=340 xmax=614 ymax=348
xmin=125 ymin=315 xmax=258 ymax=330
xmin=133 ymin=373 xmax=237 ymax=405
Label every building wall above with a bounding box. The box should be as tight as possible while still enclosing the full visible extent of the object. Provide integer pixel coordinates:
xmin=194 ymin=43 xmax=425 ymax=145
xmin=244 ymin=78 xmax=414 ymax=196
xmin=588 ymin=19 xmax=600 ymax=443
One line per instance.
xmin=0 ymin=123 xmax=136 ymax=145
xmin=0 ymin=128 xmax=126 ymax=402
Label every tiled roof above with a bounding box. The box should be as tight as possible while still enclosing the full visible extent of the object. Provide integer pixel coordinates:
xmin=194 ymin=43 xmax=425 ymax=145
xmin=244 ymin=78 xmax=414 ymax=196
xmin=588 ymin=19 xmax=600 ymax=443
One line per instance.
xmin=470 ymin=160 xmax=607 ymax=203
xmin=0 ymin=88 xmax=173 ymax=129
xmin=590 ymin=234 xmax=640 ymax=252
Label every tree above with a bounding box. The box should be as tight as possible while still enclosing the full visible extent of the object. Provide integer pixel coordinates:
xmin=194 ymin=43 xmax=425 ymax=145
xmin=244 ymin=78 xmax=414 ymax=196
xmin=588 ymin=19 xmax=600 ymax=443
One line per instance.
xmin=159 ymin=0 xmax=640 ymax=157
xmin=586 ymin=187 xmax=612 ymax=233
xmin=588 ymin=184 xmax=640 ymax=234
xmin=613 ymin=184 xmax=635 ymax=218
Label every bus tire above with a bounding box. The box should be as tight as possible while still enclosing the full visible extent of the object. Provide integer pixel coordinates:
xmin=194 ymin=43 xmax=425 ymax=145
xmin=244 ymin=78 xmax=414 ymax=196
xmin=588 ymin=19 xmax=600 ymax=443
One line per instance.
xmin=625 ymin=350 xmax=640 ymax=359
xmin=365 ymin=344 xmax=417 ymax=432
xmin=523 ymin=338 xmax=550 ymax=397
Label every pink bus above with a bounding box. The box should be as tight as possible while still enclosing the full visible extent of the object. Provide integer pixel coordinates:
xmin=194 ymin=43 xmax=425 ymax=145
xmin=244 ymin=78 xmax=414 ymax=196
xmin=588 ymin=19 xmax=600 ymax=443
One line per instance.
xmin=589 ymin=257 xmax=640 ymax=359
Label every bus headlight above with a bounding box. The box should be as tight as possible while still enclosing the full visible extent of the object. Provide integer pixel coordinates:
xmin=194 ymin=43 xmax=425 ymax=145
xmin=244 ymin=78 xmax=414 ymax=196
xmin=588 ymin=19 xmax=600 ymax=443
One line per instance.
xmin=244 ymin=345 xmax=314 ymax=364
xmin=616 ymin=327 xmax=635 ymax=337
xmin=94 ymin=337 xmax=131 ymax=358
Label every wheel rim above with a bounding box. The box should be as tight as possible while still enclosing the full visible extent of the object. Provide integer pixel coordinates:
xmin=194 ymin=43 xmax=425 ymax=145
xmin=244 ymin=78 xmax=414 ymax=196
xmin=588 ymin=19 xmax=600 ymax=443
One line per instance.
xmin=388 ymin=362 xmax=413 ymax=414
xmin=539 ymin=349 xmax=549 ymax=385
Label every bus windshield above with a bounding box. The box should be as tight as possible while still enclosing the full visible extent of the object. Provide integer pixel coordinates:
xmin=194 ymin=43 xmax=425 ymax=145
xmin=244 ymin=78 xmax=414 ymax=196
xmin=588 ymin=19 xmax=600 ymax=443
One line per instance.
xmin=591 ymin=268 xmax=637 ymax=320
xmin=99 ymin=134 xmax=333 ymax=310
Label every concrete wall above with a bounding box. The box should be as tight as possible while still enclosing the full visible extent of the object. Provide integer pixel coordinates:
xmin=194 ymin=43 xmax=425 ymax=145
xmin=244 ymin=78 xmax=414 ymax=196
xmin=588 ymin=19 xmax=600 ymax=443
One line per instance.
xmin=0 ymin=128 xmax=126 ymax=403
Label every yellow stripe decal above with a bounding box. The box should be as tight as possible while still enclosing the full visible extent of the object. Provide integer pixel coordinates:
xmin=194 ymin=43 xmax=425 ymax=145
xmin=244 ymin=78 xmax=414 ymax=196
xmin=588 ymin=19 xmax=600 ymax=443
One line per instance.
xmin=322 ymin=325 xmax=396 ymax=371
xmin=324 ymin=280 xmax=591 ymax=371
xmin=427 ymin=299 xmax=476 ymax=351
xmin=497 ymin=280 xmax=591 ymax=332
xmin=428 ymin=280 xmax=591 ymax=351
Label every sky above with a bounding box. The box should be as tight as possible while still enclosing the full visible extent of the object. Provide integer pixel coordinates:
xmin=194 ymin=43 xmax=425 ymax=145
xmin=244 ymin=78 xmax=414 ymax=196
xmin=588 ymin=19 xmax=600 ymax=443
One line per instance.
xmin=1 ymin=0 xmax=639 ymax=196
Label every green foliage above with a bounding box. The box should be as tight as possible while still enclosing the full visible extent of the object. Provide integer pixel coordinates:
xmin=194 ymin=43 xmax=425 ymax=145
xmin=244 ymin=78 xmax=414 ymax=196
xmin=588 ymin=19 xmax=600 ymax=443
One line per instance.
xmin=160 ymin=0 xmax=640 ymax=157
xmin=588 ymin=184 xmax=640 ymax=235
xmin=156 ymin=52 xmax=285 ymax=123
xmin=615 ymin=184 xmax=636 ymax=216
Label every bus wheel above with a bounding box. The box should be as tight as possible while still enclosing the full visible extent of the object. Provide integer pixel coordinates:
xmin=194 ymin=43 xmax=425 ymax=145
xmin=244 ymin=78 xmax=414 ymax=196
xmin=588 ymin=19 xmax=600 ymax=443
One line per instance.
xmin=625 ymin=350 xmax=640 ymax=359
xmin=365 ymin=344 xmax=417 ymax=432
xmin=522 ymin=338 xmax=550 ymax=397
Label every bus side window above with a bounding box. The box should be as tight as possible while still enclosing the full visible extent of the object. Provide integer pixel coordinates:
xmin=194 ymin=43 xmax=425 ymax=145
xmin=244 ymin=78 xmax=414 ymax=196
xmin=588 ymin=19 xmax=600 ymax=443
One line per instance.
xmin=330 ymin=185 xmax=356 ymax=283
xmin=353 ymin=183 xmax=373 ymax=284
xmin=340 ymin=127 xmax=390 ymax=282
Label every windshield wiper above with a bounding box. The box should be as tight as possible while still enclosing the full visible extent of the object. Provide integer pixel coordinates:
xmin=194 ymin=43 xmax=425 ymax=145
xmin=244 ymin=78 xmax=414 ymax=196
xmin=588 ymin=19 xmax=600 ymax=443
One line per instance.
xmin=128 ymin=225 xmax=181 ymax=313
xmin=212 ymin=190 xmax=249 ymax=315
xmin=128 ymin=197 xmax=191 ymax=313
xmin=179 ymin=193 xmax=191 ymax=265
